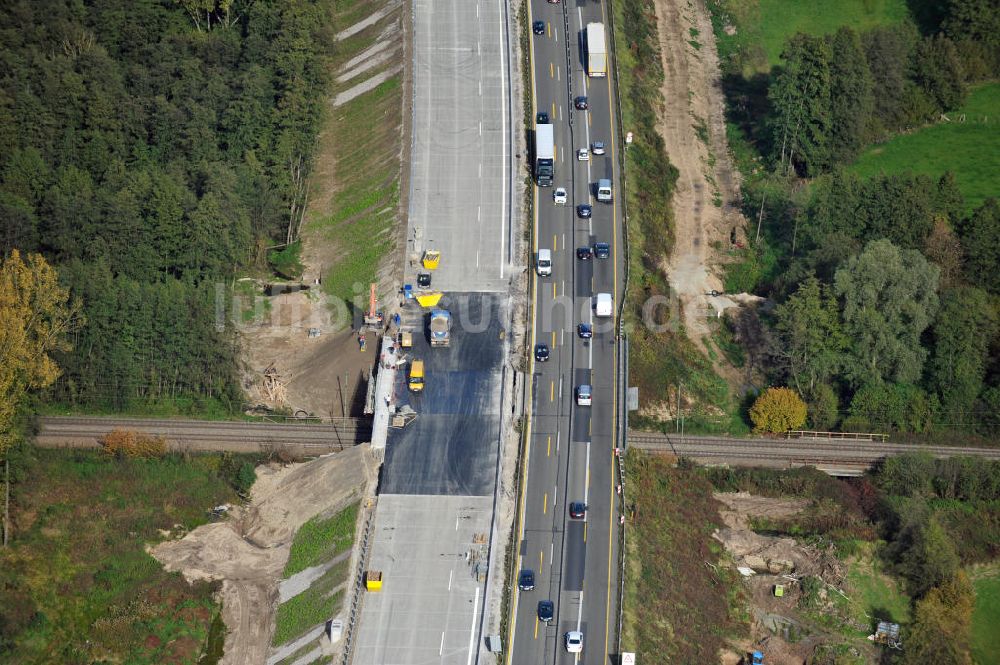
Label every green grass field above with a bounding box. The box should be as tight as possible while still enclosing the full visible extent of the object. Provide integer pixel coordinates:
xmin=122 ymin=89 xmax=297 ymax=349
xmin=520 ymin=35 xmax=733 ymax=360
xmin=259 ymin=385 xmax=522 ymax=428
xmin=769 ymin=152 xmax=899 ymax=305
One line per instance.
xmin=845 ymin=543 xmax=911 ymax=626
xmin=283 ymin=501 xmax=360 ymax=577
xmin=851 ymin=83 xmax=1000 ymax=214
xmin=710 ymin=0 xmax=908 ymax=74
xmin=0 ymin=448 xmax=244 ymax=663
xmin=972 ymin=566 xmax=1000 ymax=665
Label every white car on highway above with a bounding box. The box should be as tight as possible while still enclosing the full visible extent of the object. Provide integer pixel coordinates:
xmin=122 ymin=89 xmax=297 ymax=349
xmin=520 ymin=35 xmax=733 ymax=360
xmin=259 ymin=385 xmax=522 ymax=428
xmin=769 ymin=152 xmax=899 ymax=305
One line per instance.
xmin=565 ymin=631 xmax=583 ymax=653
xmin=553 ymin=187 xmax=567 ymax=204
xmin=577 ymin=148 xmax=589 ymax=161
xmin=576 ymin=385 xmax=592 ymax=406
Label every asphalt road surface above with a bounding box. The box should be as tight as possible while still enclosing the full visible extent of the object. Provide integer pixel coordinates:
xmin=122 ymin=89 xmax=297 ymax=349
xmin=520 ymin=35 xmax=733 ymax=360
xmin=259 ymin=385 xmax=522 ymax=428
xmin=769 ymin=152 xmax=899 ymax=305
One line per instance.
xmin=509 ymin=2 xmax=626 ymax=664
xmin=381 ymin=292 xmax=506 ymax=496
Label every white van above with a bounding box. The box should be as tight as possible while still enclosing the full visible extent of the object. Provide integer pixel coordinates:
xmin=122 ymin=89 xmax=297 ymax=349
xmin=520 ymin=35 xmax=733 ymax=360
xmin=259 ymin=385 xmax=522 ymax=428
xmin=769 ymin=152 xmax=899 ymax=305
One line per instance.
xmin=597 ymin=178 xmax=612 ymax=203
xmin=537 ymin=249 xmax=552 ymax=276
xmin=595 ymin=292 xmax=613 ymax=317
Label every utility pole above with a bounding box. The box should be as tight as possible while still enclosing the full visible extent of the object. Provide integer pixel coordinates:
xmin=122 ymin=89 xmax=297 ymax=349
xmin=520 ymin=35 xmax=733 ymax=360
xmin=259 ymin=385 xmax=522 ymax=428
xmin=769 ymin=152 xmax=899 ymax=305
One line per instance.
xmin=337 ymin=375 xmax=346 ymax=418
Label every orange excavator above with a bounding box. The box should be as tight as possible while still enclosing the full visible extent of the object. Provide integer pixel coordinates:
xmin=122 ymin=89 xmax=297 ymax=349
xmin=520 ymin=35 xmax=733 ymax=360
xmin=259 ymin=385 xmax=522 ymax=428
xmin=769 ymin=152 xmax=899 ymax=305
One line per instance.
xmin=364 ymin=283 xmax=383 ymax=329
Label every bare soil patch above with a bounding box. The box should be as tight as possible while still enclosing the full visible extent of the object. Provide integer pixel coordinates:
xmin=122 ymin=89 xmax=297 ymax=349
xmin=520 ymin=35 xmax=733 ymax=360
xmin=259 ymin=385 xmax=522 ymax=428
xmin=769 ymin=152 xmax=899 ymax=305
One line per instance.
xmin=651 ymin=0 xmax=748 ymax=382
xmin=241 ymin=290 xmax=378 ymax=417
xmin=713 ymin=492 xmax=879 ymax=664
xmin=151 ymin=445 xmax=378 ymax=665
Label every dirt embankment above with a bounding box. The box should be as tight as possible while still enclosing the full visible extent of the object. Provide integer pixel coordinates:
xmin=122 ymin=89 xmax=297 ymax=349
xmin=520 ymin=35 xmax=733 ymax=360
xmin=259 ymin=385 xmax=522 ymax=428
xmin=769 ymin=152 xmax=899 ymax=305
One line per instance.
xmin=651 ymin=0 xmax=748 ymax=380
xmin=150 ymin=445 xmax=378 ymax=665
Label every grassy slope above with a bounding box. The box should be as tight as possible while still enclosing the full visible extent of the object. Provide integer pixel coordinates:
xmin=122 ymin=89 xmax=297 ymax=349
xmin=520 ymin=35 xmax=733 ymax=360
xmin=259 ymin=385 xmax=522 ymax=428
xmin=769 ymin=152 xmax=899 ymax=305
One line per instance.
xmin=972 ymin=566 xmax=1000 ymax=664
xmin=273 ymin=560 xmax=350 ymax=646
xmin=622 ymin=452 xmax=744 ymax=660
xmin=851 ymin=83 xmax=1000 ymax=214
xmin=0 ymin=449 xmax=241 ymax=664
xmin=283 ymin=501 xmax=359 ymax=577
xmin=305 ymin=0 xmax=402 ymax=312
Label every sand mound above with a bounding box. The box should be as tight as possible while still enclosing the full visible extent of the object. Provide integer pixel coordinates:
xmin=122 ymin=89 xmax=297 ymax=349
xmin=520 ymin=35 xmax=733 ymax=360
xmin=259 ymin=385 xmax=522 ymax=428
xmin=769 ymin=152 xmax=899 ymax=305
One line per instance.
xmin=151 ymin=444 xmax=377 ymax=665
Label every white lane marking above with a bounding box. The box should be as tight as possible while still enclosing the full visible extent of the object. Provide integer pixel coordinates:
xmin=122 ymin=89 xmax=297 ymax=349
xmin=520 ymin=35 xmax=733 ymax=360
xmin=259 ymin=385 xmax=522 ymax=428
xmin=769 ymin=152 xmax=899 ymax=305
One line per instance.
xmin=456 ymin=516 xmax=460 ymax=530
xmin=498 ymin=0 xmax=508 ymax=280
xmin=577 ymin=589 xmax=584 ymax=631
xmin=558 ymin=376 xmax=563 ymax=400
xmin=479 ymin=121 xmax=482 ymax=136
xmin=449 ymin=570 xmax=454 ymax=590
xmin=467 ymin=587 xmax=480 ymax=665
xmin=479 ymin=163 xmax=482 ymax=178
xmin=553 ymin=485 xmax=558 ymax=507
xmin=440 ymin=631 xmax=446 ymax=656
xmin=556 ymin=429 xmax=561 ymax=453
xmin=557 ymin=65 xmax=561 ymax=81
xmin=477 ymin=250 xmax=480 ymax=268
xmin=479 ymin=80 xmax=482 ymax=96
xmin=584 ymin=440 xmax=591 ymax=506
xmin=550 ymin=541 xmax=554 ymax=567
xmin=478 ymin=205 xmax=481 ymax=221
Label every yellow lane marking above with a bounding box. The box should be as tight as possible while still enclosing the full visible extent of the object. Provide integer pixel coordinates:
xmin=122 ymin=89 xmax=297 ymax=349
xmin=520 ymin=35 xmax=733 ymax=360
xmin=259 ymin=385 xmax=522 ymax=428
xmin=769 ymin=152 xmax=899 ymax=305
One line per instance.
xmin=551 ymin=102 xmax=556 ymax=118
xmin=584 ymin=522 xmax=588 ymax=543
xmin=543 ymin=492 xmax=548 ymax=514
xmin=547 ymin=435 xmax=551 ymax=457
xmin=550 ymin=61 xmax=554 ymax=77
xmin=553 ymin=234 xmax=557 ymax=251
xmin=552 ymin=282 xmax=556 ymax=299
xmin=509 ymin=0 xmax=541 ymax=659
xmin=534 ymin=616 xmax=539 ymax=640
xmin=550 ymin=380 xmax=555 ymax=402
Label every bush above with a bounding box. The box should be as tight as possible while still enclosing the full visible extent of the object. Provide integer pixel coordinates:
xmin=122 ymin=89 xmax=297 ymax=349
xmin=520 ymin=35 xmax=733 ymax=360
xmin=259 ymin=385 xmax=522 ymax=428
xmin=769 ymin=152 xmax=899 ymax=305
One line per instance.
xmin=806 ymin=383 xmax=839 ymax=431
xmin=99 ymin=429 xmax=166 ymax=459
xmin=750 ymin=387 xmax=807 ymax=433
xmin=906 ymin=571 xmax=975 ymax=662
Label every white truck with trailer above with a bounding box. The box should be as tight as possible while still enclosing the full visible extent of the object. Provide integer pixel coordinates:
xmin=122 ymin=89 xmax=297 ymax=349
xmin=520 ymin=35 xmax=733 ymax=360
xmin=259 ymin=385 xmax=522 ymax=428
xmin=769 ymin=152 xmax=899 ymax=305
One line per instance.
xmin=586 ymin=23 xmax=607 ymax=77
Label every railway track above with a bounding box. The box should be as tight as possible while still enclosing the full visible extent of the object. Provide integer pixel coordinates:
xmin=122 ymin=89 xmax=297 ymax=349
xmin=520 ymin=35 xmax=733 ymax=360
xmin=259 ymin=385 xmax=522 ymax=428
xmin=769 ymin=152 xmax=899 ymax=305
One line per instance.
xmin=36 ymin=416 xmax=373 ymax=451
xmin=626 ymin=431 xmax=1000 ymax=473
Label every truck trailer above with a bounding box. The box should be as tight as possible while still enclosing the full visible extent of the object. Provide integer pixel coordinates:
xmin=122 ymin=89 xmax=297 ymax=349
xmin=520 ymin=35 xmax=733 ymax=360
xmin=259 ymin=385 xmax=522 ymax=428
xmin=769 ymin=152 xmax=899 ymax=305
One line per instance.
xmin=586 ymin=23 xmax=607 ymax=77
xmin=535 ymin=123 xmax=554 ymax=187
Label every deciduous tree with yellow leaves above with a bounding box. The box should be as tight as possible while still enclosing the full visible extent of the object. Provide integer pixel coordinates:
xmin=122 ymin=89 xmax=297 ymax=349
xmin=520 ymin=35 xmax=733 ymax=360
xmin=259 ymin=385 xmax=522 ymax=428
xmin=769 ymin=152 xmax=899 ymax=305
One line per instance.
xmin=749 ymin=387 xmax=808 ymax=434
xmin=1 ymin=250 xmax=82 ymax=545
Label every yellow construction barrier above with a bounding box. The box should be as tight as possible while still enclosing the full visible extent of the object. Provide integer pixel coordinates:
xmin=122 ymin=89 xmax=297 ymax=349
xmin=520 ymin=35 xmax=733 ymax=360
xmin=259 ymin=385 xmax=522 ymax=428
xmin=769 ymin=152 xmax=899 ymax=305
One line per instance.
xmin=415 ymin=292 xmax=443 ymax=308
xmin=422 ymin=250 xmax=441 ymax=270
xmin=366 ymin=570 xmax=383 ymax=592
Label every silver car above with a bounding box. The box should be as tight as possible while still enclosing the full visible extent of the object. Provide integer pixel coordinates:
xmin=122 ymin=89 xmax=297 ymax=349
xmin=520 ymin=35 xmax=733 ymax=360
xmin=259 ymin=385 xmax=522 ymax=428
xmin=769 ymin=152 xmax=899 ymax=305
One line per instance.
xmin=553 ymin=187 xmax=567 ymax=204
xmin=592 ymin=141 xmax=605 ymax=155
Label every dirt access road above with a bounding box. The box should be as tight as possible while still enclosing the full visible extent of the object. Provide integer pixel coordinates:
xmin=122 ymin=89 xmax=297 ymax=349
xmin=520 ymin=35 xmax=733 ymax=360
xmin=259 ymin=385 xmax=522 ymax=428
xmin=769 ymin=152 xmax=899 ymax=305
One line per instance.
xmin=652 ymin=0 xmax=747 ymax=374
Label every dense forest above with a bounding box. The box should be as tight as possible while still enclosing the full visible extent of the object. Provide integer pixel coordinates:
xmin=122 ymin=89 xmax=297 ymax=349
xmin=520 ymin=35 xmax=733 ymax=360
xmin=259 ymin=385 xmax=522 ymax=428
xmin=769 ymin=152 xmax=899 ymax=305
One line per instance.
xmin=0 ymin=0 xmax=333 ymax=411
xmin=723 ymin=0 xmax=1000 ymax=438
